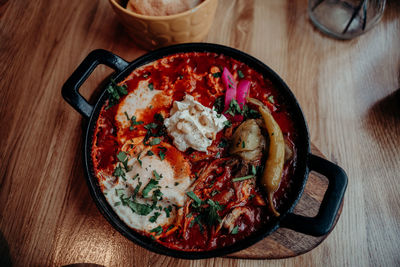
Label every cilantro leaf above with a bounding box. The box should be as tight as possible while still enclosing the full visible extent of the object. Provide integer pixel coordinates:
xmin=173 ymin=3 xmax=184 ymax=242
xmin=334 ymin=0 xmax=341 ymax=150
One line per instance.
xmin=106 ymin=79 xmax=128 ymax=108
xmin=142 ymin=179 xmax=159 ymax=198
xmin=267 ymin=95 xmax=275 ymax=104
xmin=153 ymin=170 xmax=162 ymax=180
xmin=144 ymin=123 xmax=158 ymax=130
xmin=251 ymin=165 xmax=257 ymax=175
xmin=149 ymin=138 xmax=161 ymax=146
xmin=218 ymin=138 xmax=228 ymax=148
xmin=150 ymin=225 xmax=163 ymax=235
xmin=159 ymin=150 xmax=166 ymax=161
xmin=127 ymin=200 xmax=153 ymax=215
xmin=232 ymin=175 xmax=254 ymax=182
xmin=149 ymin=212 xmax=161 ymax=223
xmin=186 ymin=191 xmax=202 ymax=207
xmin=231 ymin=225 xmax=239 ymax=234
xmin=154 ymin=113 xmax=164 ymax=123
xmin=213 ymin=96 xmax=224 ymax=114
xmin=225 ymin=99 xmax=242 ymax=116
xmin=212 ymin=72 xmax=221 ymax=78
xmin=117 ymin=151 xmax=128 ymax=162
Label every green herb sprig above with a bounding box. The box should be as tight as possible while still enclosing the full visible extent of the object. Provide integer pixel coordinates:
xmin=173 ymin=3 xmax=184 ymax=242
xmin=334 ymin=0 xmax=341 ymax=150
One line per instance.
xmin=106 ymin=79 xmax=128 ymax=109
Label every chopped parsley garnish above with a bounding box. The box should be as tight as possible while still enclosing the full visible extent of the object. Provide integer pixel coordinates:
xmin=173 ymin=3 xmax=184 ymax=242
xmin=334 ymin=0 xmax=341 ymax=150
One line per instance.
xmin=153 ymin=170 xmax=162 ymax=180
xmin=151 ymin=189 xmax=163 ymax=203
xmin=147 ymin=150 xmax=154 ymax=156
xmin=116 ymin=186 xmax=153 ymax=215
xmin=166 ymin=225 xmax=175 ymax=232
xmin=212 ymin=72 xmax=222 ymax=78
xmin=251 ymin=165 xmax=257 ymax=175
xmin=142 ymin=179 xmax=159 ymax=198
xmin=132 ymin=182 xmax=142 ymax=199
xmin=117 ymin=151 xmax=128 ymax=162
xmin=232 ymin=175 xmax=254 ymax=182
xmin=267 ymin=95 xmax=275 ymax=104
xmin=186 ymin=191 xmax=202 ymax=207
xmin=149 ymin=138 xmax=161 ymax=146
xmin=113 ymin=151 xmax=131 ymax=180
xmin=159 ymin=150 xmax=166 ymax=161
xmin=150 ymin=226 xmax=163 ymax=235
xmin=144 ymin=123 xmax=157 ymax=130
xmin=128 ymin=201 xmax=153 ymax=215
xmin=113 ymin=165 xmax=126 ymax=181
xmin=223 ymin=120 xmax=232 ymax=128
xmin=124 ymin=112 xmax=144 ymax=130
xmin=225 ymin=99 xmax=243 ymax=116
xmin=164 ymin=206 xmax=172 ymax=218
xmin=242 ymin=141 xmax=246 ymax=148
xmin=142 ymin=114 xmax=167 ymax=146
xmin=211 ymin=189 xmax=220 ymax=197
xmin=190 ymin=216 xmax=204 ymax=232
xmin=186 ymin=212 xmax=193 ymax=218
xmin=154 ymin=113 xmax=164 ymax=123
xmin=114 ymin=201 xmax=121 ymax=207
xmin=238 ymin=70 xmax=245 ymax=78
xmin=137 ymin=152 xmax=142 ymax=167
xmin=149 ymin=212 xmax=161 ymax=223
xmin=106 ymin=79 xmax=127 ymax=109
xmin=231 ymin=225 xmax=239 ymax=234
xmin=242 ymin=105 xmax=261 ymax=119
xmin=203 ymin=199 xmax=223 ymax=226
xmin=115 ymin=188 xmax=125 ymax=197
xmin=148 ymin=83 xmax=154 ymax=91
xmin=249 ymin=194 xmax=256 ymax=200
xmin=213 ymin=96 xmax=224 ymax=114
xmin=218 ymin=138 xmax=228 ymax=148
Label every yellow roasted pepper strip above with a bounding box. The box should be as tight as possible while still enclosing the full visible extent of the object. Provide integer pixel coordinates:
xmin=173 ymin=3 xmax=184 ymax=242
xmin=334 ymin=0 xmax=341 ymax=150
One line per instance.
xmin=248 ymin=98 xmax=285 ymax=216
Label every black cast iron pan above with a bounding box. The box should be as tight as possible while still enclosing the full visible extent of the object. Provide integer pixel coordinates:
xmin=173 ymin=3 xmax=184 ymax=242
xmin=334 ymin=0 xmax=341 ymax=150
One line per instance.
xmin=62 ymin=43 xmax=348 ymax=259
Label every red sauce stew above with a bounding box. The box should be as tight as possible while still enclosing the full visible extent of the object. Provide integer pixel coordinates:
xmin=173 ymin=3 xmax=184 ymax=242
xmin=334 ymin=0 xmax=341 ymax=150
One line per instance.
xmin=92 ymin=52 xmax=297 ymax=251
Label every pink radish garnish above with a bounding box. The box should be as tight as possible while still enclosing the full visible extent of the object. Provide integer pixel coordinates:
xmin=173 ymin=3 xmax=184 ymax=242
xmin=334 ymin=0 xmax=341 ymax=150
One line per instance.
xmin=222 ymin=67 xmax=237 ymax=117
xmin=233 ymin=79 xmax=251 ymax=122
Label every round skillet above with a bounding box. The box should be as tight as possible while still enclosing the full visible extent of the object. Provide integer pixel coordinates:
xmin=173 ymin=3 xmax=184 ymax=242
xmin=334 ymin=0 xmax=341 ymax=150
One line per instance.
xmin=62 ymin=43 xmax=348 ymax=259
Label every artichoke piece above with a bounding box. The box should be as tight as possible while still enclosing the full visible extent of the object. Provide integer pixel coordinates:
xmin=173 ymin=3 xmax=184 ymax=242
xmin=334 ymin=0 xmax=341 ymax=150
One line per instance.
xmin=230 ymin=119 xmax=266 ymax=162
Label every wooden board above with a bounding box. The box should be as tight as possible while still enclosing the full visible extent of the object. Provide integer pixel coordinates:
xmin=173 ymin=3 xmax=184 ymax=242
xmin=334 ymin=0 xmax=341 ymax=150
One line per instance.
xmin=227 ymin=143 xmax=343 ymax=259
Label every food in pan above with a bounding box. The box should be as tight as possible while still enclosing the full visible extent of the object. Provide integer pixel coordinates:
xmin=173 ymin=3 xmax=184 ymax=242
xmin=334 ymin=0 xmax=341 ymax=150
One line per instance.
xmin=92 ymin=52 xmax=297 ymax=251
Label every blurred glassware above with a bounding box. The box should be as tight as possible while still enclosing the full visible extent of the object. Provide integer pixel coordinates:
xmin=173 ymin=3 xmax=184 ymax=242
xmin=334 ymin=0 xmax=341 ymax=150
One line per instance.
xmin=308 ymin=0 xmax=386 ymax=39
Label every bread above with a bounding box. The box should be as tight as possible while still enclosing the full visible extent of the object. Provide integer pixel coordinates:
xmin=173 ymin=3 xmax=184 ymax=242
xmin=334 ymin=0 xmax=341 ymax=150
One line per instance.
xmin=127 ymin=0 xmax=202 ymax=16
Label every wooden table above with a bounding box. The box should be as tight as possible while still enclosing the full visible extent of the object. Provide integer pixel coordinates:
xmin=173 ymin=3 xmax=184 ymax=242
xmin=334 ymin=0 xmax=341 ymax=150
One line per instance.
xmin=1 ymin=0 xmax=399 ymax=266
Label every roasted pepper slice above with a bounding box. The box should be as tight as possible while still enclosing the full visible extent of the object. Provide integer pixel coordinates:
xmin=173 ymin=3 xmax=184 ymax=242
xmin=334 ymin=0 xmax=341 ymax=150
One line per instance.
xmin=248 ymin=98 xmax=285 ymax=216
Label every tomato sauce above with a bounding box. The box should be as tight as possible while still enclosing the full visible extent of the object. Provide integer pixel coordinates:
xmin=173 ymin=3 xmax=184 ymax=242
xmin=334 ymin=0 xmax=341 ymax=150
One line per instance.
xmin=92 ymin=52 xmax=297 ymax=251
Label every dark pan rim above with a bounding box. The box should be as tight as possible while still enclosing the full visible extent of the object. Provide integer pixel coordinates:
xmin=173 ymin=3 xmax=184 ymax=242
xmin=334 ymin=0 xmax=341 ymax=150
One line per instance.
xmin=83 ymin=43 xmax=311 ymax=259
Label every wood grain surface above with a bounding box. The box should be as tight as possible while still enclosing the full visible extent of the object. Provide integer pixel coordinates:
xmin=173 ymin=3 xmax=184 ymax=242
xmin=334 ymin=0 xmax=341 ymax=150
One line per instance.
xmin=0 ymin=0 xmax=399 ymax=266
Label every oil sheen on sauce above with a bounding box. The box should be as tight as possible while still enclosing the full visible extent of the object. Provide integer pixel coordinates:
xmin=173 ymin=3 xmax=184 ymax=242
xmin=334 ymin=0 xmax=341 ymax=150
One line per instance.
xmin=92 ymin=52 xmax=297 ymax=251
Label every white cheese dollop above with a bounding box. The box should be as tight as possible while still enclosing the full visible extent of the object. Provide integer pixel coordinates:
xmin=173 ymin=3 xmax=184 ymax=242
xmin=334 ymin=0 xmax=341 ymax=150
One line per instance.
xmin=164 ymin=95 xmax=227 ymax=152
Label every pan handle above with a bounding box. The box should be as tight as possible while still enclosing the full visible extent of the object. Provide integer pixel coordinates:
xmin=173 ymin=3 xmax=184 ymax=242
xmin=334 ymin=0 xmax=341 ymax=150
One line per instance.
xmin=62 ymin=49 xmax=129 ymax=119
xmin=280 ymin=154 xmax=348 ymax=236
